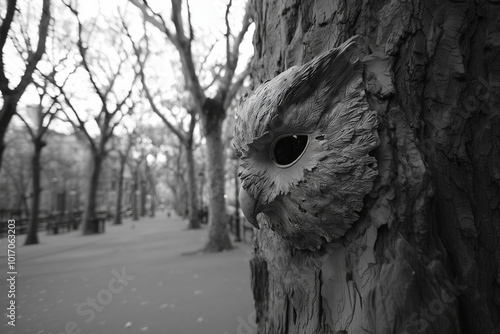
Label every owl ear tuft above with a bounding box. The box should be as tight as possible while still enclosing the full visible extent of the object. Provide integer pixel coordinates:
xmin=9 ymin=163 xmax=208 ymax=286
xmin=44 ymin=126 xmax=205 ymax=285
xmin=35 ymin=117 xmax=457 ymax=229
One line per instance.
xmin=280 ymin=36 xmax=363 ymax=114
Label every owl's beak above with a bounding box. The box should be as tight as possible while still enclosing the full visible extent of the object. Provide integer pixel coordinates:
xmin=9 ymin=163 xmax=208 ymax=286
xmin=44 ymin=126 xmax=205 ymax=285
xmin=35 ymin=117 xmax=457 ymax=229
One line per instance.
xmin=239 ymin=186 xmax=260 ymax=229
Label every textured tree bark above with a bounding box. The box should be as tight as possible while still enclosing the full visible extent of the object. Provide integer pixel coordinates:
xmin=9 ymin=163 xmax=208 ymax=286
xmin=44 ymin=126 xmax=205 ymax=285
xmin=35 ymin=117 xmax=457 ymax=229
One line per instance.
xmin=203 ymin=98 xmax=232 ymax=252
xmin=250 ymin=1 xmax=500 ymax=333
xmin=24 ymin=139 xmax=44 ymax=245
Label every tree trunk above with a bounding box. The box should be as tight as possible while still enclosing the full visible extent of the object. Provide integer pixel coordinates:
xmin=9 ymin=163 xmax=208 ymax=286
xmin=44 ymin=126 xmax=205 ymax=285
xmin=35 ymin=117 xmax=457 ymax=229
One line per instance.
xmin=25 ymin=140 xmax=44 ymax=245
xmin=140 ymin=178 xmax=146 ymax=217
xmin=186 ymin=144 xmax=201 ymax=229
xmin=82 ymin=154 xmax=103 ymax=234
xmin=249 ymin=1 xmax=500 ymax=334
xmin=202 ymin=98 xmax=232 ymax=252
xmin=114 ymin=155 xmax=126 ymax=225
xmin=0 ymin=96 xmax=19 ymax=172
xmin=133 ymin=166 xmax=139 ymax=221
xmin=149 ymin=193 xmax=155 ymax=217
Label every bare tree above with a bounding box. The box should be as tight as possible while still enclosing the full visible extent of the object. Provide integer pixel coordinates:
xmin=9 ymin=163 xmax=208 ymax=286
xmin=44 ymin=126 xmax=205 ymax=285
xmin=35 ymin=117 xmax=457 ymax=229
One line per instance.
xmin=16 ymin=78 xmax=58 ymax=245
xmin=0 ymin=0 xmax=51 ymax=171
xmin=121 ymin=12 xmax=203 ymax=228
xmin=127 ymin=146 xmax=145 ymax=222
xmin=162 ymin=136 xmax=189 ymax=217
xmin=111 ymin=127 xmax=135 ymax=225
xmin=144 ymin=156 xmax=157 ymax=217
xmin=54 ymin=2 xmax=137 ymax=234
xmin=129 ymin=0 xmax=253 ymax=251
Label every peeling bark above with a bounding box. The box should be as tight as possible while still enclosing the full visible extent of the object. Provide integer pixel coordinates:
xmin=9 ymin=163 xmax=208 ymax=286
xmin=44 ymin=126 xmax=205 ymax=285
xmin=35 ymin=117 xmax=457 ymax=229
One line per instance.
xmin=250 ymin=0 xmax=500 ymax=333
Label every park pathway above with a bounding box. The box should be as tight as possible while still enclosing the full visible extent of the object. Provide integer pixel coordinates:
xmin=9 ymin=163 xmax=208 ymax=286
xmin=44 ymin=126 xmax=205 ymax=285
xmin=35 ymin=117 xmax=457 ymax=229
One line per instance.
xmin=0 ymin=213 xmax=256 ymax=334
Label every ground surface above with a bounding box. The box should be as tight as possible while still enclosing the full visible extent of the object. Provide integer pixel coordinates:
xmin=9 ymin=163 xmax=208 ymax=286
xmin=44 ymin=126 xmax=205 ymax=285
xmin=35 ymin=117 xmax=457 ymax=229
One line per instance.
xmin=0 ymin=213 xmax=256 ymax=334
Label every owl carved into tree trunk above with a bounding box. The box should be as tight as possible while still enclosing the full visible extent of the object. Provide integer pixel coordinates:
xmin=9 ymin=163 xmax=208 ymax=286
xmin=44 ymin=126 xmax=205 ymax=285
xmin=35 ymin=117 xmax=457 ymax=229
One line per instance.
xmin=235 ymin=1 xmax=500 ymax=333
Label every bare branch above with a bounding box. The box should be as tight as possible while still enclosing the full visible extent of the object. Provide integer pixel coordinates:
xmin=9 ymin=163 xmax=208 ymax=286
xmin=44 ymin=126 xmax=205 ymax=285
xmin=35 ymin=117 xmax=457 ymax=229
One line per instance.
xmin=129 ymin=0 xmax=173 ymax=38
xmin=170 ymin=0 xmax=186 ymax=43
xmin=197 ymin=39 xmax=219 ymax=77
xmin=16 ymin=0 xmax=51 ymax=94
xmin=56 ymin=87 xmax=96 ymax=152
xmin=224 ymin=57 xmax=252 ymax=108
xmin=202 ymin=63 xmax=224 ymax=91
xmin=64 ymin=2 xmax=108 ymax=109
xmin=39 ymin=103 xmax=59 ymax=138
xmin=0 ymin=0 xmax=51 ymax=95
xmin=15 ymin=113 xmax=36 ymax=140
xmin=186 ymin=0 xmax=194 ymax=42
xmin=105 ymin=99 xmax=135 ymax=144
xmin=130 ymin=0 xmax=205 ymax=108
xmin=225 ymin=0 xmax=232 ymax=68
xmin=18 ymin=13 xmax=33 ymax=55
xmin=9 ymin=32 xmax=26 ymax=61
xmin=216 ymin=0 xmax=253 ymax=102
xmin=121 ymin=15 xmax=188 ymax=144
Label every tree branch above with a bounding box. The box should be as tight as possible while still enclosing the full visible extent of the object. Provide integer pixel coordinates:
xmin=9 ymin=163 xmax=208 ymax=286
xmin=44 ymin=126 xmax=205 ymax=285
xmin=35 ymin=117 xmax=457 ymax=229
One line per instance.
xmin=122 ymin=15 xmax=188 ymax=144
xmin=64 ymin=1 xmax=108 ymax=110
xmin=216 ymin=0 xmax=253 ymax=102
xmin=224 ymin=57 xmax=252 ymax=108
xmin=129 ymin=0 xmax=205 ymax=108
xmin=129 ymin=0 xmax=174 ymax=38
xmin=15 ymin=113 xmax=36 ymax=141
xmin=57 ymin=88 xmax=96 ymax=152
xmin=16 ymin=0 xmax=51 ymax=94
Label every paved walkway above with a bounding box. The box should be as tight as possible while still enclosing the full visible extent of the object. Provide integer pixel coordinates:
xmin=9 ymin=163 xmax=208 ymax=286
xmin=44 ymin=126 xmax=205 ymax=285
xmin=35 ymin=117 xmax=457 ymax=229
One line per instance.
xmin=0 ymin=213 xmax=256 ymax=334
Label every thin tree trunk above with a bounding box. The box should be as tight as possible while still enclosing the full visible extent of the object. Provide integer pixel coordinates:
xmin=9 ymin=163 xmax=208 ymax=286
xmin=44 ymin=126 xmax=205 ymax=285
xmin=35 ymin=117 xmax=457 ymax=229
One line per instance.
xmin=248 ymin=1 xmax=500 ymax=333
xmin=82 ymin=154 xmax=102 ymax=234
xmin=114 ymin=155 xmax=126 ymax=225
xmin=140 ymin=177 xmax=146 ymax=217
xmin=149 ymin=195 xmax=156 ymax=217
xmin=149 ymin=192 xmax=155 ymax=217
xmin=25 ymin=141 xmax=43 ymax=245
xmin=133 ymin=166 xmax=139 ymax=221
xmin=186 ymin=145 xmax=200 ymax=229
xmin=202 ymin=98 xmax=232 ymax=252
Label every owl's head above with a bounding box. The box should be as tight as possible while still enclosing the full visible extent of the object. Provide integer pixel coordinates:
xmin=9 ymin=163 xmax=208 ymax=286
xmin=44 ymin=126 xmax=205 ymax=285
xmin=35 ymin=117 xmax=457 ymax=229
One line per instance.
xmin=234 ymin=37 xmax=379 ymax=250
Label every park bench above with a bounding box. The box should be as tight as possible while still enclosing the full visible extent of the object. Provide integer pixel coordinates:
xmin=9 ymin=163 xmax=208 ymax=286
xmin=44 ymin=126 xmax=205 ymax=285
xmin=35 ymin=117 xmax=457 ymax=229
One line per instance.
xmin=15 ymin=218 xmax=28 ymax=234
xmin=46 ymin=214 xmax=68 ymax=234
xmin=91 ymin=211 xmax=108 ymax=233
xmin=46 ymin=212 xmax=82 ymax=234
xmin=71 ymin=212 xmax=82 ymax=230
xmin=0 ymin=209 xmax=27 ymax=237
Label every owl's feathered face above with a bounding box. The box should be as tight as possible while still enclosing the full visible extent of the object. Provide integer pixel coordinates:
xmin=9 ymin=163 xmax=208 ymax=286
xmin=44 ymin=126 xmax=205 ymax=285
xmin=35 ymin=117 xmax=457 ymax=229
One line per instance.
xmin=234 ymin=38 xmax=379 ymax=250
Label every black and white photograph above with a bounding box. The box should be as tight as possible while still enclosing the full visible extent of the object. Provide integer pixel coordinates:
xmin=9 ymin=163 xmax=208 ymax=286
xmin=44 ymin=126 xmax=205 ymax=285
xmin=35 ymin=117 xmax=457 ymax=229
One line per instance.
xmin=0 ymin=0 xmax=499 ymax=333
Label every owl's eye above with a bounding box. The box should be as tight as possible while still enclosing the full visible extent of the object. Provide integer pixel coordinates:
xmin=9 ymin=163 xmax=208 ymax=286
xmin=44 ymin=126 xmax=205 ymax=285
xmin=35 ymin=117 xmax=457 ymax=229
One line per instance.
xmin=271 ymin=134 xmax=309 ymax=168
